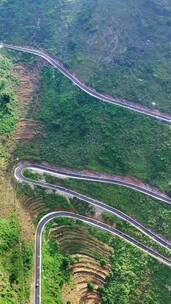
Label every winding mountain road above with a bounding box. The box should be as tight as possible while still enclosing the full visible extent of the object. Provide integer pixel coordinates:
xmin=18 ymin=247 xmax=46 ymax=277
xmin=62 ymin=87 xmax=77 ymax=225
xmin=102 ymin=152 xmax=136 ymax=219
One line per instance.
xmin=21 ymin=162 xmax=171 ymax=206
xmin=15 ymin=162 xmax=171 ymax=252
xmin=3 ymin=42 xmax=171 ymax=303
xmin=2 ymin=42 xmax=171 ymax=123
xmin=35 ymin=211 xmax=171 ymax=304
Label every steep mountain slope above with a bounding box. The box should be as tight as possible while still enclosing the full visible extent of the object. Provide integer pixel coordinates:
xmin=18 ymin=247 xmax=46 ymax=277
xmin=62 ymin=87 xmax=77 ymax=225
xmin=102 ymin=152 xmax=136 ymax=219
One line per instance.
xmin=1 ymin=1 xmax=171 ymax=303
xmin=1 ymin=0 xmax=171 ymax=111
xmin=0 ymin=54 xmax=33 ymax=304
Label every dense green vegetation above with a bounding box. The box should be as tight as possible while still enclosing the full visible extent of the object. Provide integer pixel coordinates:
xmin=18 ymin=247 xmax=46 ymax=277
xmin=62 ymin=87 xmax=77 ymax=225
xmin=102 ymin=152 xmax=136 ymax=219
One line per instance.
xmin=0 ymin=55 xmax=18 ymax=134
xmin=17 ymin=67 xmax=171 ymax=193
xmin=23 ymin=169 xmax=40 ymax=181
xmin=1 ymin=1 xmax=171 ymax=112
xmin=0 ymin=54 xmax=19 ymax=168
xmin=1 ymin=0 xmax=171 ymax=303
xmin=0 ymin=53 xmax=32 ymax=303
xmin=42 ymin=233 xmax=70 ymax=304
xmin=0 ymin=214 xmax=32 ymax=304
xmin=101 ymin=239 xmax=171 ymax=304
xmin=42 ymin=218 xmax=171 ymax=304
xmin=15 ymin=62 xmax=171 ymax=302
xmin=86 ymin=223 xmax=171 ymax=304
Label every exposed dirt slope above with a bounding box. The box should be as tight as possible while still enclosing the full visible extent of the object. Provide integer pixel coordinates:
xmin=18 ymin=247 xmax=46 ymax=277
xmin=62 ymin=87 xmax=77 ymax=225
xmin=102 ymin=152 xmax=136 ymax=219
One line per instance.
xmin=14 ymin=64 xmax=42 ymax=140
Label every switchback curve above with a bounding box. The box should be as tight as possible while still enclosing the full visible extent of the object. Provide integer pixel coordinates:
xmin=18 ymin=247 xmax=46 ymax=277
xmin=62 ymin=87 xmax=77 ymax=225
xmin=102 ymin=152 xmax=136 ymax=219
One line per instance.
xmin=15 ymin=163 xmax=171 ymax=252
xmin=35 ymin=211 xmax=171 ymax=304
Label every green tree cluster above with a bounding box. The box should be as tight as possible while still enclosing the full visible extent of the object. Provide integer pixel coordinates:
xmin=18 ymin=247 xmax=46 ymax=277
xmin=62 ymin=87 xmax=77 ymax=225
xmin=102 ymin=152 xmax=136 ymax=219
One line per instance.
xmin=100 ymin=239 xmax=171 ymax=304
xmin=0 ymin=214 xmax=32 ymax=304
xmin=0 ymin=54 xmax=19 ymax=168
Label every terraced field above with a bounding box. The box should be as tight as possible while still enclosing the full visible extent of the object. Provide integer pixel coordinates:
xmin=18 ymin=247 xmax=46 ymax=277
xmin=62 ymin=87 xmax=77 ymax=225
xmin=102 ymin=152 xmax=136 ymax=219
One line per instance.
xmin=19 ymin=189 xmax=113 ymax=303
xmin=21 ymin=195 xmax=50 ymax=220
xmin=50 ymin=225 xmax=113 ymax=304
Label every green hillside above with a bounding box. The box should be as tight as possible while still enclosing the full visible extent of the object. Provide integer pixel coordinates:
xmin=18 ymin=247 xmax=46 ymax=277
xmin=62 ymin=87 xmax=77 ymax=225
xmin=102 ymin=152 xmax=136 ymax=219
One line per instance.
xmin=0 ymin=1 xmax=171 ymax=303
xmin=1 ymin=0 xmax=171 ymax=111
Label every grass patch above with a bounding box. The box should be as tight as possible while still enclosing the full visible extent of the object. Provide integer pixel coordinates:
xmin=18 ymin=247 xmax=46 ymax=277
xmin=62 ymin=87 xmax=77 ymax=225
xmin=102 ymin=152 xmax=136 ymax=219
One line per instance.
xmin=0 ymin=214 xmax=32 ymax=304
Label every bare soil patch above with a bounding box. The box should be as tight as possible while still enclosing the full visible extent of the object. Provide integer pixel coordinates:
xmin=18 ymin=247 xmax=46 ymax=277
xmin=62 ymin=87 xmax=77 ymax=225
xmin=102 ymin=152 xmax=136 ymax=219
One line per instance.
xmin=14 ymin=64 xmax=43 ymax=140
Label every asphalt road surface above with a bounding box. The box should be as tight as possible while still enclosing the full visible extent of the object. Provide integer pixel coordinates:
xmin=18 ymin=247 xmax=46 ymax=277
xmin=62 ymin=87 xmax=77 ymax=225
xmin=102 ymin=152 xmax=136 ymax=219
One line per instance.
xmin=3 ymin=42 xmax=171 ymax=303
xmin=15 ymin=163 xmax=171 ymax=303
xmin=35 ymin=211 xmax=171 ymax=304
xmin=2 ymin=42 xmax=171 ymax=123
xmin=21 ymin=162 xmax=171 ymax=206
xmin=15 ymin=163 xmax=171 ymax=251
